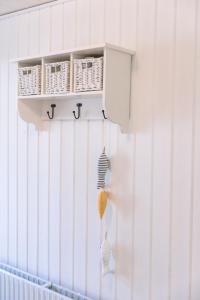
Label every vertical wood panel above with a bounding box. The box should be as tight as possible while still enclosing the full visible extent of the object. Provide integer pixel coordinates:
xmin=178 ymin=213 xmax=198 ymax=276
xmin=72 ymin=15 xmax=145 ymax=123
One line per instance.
xmin=38 ymin=125 xmax=49 ymax=279
xmin=60 ymin=1 xmax=76 ymax=286
xmin=115 ymin=134 xmax=134 ymax=300
xmin=103 ymin=2 xmax=121 ymax=299
xmin=76 ymin=0 xmax=90 ymax=46
xmin=63 ymin=1 xmax=76 ymax=49
xmin=0 ymin=19 xmax=9 ymax=263
xmin=105 ymin=0 xmax=120 ymax=44
xmin=38 ymin=5 xmax=51 ymax=280
xmin=48 ymin=2 xmax=63 ymax=283
xmin=8 ymin=16 xmax=18 ymax=267
xmin=27 ymin=10 xmax=39 ymax=276
xmin=86 ymin=121 xmax=102 ymax=298
xmin=73 ymin=121 xmax=88 ymax=294
xmin=17 ymin=13 xmax=29 ymax=271
xmin=51 ymin=4 xmax=64 ymax=51
xmin=100 ymin=124 xmax=118 ymax=300
xmin=120 ymin=0 xmax=137 ymax=49
xmin=90 ymin=0 xmax=105 ymax=44
xmin=191 ymin=2 xmax=200 ymax=300
xmin=29 ymin=10 xmax=40 ymax=55
xmin=73 ymin=0 xmax=90 ymax=293
xmin=49 ymin=122 xmax=61 ymax=283
xmin=132 ymin=0 xmax=156 ymax=299
xmin=27 ymin=126 xmax=38 ymax=274
xmin=170 ymin=0 xmax=196 ymax=299
xmin=60 ymin=121 xmax=74 ymax=288
xmin=150 ymin=0 xmax=174 ymax=299
xmin=39 ymin=7 xmax=51 ymax=53
xmin=116 ymin=1 xmax=137 ymax=299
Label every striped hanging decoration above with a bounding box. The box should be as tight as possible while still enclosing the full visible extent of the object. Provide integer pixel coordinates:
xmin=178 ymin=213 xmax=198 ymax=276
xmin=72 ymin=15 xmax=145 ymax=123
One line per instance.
xmin=97 ymin=148 xmax=110 ymax=189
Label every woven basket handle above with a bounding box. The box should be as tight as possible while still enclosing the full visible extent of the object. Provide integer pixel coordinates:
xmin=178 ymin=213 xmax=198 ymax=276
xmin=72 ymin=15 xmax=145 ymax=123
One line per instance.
xmin=23 ymin=69 xmax=32 ymax=75
xmin=51 ymin=65 xmax=61 ymax=73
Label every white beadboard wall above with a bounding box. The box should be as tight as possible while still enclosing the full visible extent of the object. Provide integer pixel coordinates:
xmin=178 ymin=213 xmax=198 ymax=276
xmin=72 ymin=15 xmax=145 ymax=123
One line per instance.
xmin=0 ymin=0 xmax=199 ymax=299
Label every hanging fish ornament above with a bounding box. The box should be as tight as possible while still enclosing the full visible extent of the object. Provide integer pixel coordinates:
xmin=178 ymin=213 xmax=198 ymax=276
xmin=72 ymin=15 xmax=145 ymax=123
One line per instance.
xmin=98 ymin=190 xmax=108 ymax=219
xmin=97 ymin=147 xmax=110 ymax=190
xmin=100 ymin=232 xmax=112 ymax=276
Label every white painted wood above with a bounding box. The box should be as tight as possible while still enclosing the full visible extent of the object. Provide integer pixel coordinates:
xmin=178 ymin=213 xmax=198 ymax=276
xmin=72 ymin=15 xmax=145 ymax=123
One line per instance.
xmin=90 ymin=0 xmax=105 ymax=44
xmin=132 ymin=0 xmax=156 ymax=299
xmin=76 ymin=0 xmax=90 ymax=47
xmin=48 ymin=122 xmax=61 ymax=283
xmin=86 ymin=121 xmax=102 ymax=299
xmin=120 ymin=0 xmax=137 ymax=50
xmin=100 ymin=124 xmax=119 ymax=300
xmin=191 ymin=3 xmax=200 ymax=300
xmin=13 ymin=43 xmax=134 ymax=63
xmin=115 ymin=133 xmax=134 ymax=300
xmin=0 ymin=0 xmax=55 ymax=16
xmin=150 ymin=0 xmax=174 ymax=299
xmin=8 ymin=15 xmax=18 ymax=267
xmin=0 ymin=18 xmax=9 ymax=264
xmin=38 ymin=124 xmax=49 ymax=280
xmin=29 ymin=10 xmax=40 ymax=56
xmin=60 ymin=1 xmax=76 ymax=288
xmin=48 ymin=3 xmax=63 ymax=284
xmin=105 ymin=0 xmax=120 ymax=45
xmin=0 ymin=1 xmax=200 ymax=300
xmin=37 ymin=4 xmax=51 ymax=280
xmin=103 ymin=47 xmax=131 ymax=132
xmin=60 ymin=121 xmax=74 ymax=288
xmin=17 ymin=13 xmax=29 ymax=271
xmin=39 ymin=7 xmax=51 ymax=54
xmin=170 ymin=0 xmax=196 ymax=299
xmin=27 ymin=9 xmax=40 ymax=276
xmin=63 ymin=1 xmax=76 ymax=49
xmin=117 ymin=1 xmax=137 ymax=299
xmin=51 ymin=4 xmax=64 ymax=52
xmin=27 ymin=126 xmax=39 ymax=274
xmin=16 ymin=44 xmax=134 ymax=131
xmin=73 ymin=121 xmax=88 ymax=294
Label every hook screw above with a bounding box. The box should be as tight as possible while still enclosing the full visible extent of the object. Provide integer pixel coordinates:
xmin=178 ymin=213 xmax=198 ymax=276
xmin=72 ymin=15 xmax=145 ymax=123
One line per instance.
xmin=47 ymin=104 xmax=56 ymax=120
xmin=73 ymin=103 xmax=82 ymax=119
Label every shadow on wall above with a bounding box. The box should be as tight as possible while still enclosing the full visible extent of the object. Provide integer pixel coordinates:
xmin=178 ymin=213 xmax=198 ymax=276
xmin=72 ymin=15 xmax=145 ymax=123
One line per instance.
xmin=106 ymin=143 xmax=133 ymax=281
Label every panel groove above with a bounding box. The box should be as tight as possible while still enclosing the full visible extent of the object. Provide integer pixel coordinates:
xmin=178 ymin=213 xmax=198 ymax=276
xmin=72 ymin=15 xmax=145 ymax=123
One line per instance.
xmin=72 ymin=120 xmax=76 ymax=291
xmin=85 ymin=121 xmax=89 ymax=297
xmin=189 ymin=1 xmax=199 ymax=299
xmin=149 ymin=0 xmax=158 ymax=299
xmin=168 ymin=0 xmax=178 ymax=298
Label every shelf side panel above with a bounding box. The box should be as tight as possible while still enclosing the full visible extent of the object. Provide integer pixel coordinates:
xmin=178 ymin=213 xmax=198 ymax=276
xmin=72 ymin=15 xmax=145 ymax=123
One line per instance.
xmin=18 ymin=100 xmax=43 ymax=129
xmin=104 ymin=47 xmax=132 ymax=132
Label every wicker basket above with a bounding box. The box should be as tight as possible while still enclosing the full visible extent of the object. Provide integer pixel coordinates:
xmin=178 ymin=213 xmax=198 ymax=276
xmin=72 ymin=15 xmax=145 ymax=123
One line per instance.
xmin=18 ymin=65 xmax=41 ymax=96
xmin=73 ymin=57 xmax=103 ymax=92
xmin=45 ymin=61 xmax=70 ymax=94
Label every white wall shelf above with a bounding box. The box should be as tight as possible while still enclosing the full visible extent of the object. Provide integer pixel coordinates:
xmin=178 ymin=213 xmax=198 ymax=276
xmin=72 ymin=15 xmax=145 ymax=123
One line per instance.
xmin=14 ymin=43 xmax=135 ymax=132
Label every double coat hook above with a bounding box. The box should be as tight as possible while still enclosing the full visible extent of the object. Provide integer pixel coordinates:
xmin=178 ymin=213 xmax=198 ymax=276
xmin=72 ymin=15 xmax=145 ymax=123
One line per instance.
xmin=47 ymin=104 xmax=56 ymax=120
xmin=73 ymin=103 xmax=82 ymax=119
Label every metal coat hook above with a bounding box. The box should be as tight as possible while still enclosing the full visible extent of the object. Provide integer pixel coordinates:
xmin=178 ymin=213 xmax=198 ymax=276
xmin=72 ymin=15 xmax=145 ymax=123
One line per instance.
xmin=73 ymin=103 xmax=82 ymax=119
xmin=47 ymin=104 xmax=56 ymax=120
xmin=102 ymin=110 xmax=107 ymax=120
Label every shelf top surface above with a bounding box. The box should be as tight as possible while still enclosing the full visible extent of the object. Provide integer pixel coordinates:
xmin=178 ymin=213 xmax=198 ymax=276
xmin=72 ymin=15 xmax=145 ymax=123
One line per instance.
xmin=12 ymin=43 xmax=135 ymax=63
xmin=18 ymin=91 xmax=103 ymax=101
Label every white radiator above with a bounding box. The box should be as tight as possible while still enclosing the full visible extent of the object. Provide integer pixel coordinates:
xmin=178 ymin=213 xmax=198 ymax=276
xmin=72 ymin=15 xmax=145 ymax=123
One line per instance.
xmin=0 ymin=263 xmax=93 ymax=300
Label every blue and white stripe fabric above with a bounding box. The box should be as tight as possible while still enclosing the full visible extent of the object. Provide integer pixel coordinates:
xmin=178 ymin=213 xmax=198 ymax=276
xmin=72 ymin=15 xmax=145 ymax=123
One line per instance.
xmin=97 ymin=148 xmax=110 ymax=189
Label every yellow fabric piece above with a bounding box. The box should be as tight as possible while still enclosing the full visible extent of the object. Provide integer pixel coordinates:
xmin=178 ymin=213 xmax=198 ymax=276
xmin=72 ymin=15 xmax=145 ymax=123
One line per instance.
xmin=98 ymin=190 xmax=108 ymax=219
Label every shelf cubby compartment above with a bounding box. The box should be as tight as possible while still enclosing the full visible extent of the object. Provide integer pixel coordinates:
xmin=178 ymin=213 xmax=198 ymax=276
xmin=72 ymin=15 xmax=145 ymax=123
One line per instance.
xmin=13 ymin=43 xmax=135 ymax=132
